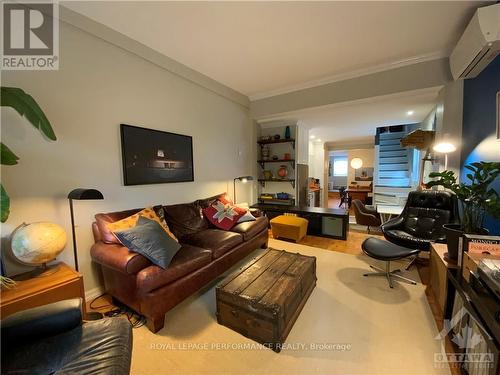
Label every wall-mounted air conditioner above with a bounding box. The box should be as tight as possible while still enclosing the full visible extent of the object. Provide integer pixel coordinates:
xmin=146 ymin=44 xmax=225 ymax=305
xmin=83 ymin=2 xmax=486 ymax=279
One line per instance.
xmin=449 ymin=3 xmax=500 ymax=80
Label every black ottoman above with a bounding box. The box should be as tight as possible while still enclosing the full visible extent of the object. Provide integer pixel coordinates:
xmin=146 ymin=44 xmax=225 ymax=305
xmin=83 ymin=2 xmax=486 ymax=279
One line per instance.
xmin=361 ymin=237 xmax=420 ymax=288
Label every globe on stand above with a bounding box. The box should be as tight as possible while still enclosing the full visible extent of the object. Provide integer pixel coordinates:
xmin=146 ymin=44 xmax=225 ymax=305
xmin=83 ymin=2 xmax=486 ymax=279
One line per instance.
xmin=10 ymin=222 xmax=67 ymax=278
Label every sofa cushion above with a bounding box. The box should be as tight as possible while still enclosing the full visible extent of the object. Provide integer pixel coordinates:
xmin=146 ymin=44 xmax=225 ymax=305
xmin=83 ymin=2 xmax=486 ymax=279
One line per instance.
xmin=237 ymin=210 xmax=257 ymax=224
xmin=112 ymin=217 xmax=182 ymax=269
xmin=163 ymin=202 xmax=210 ymax=240
xmin=95 ymin=205 xmax=167 ymax=244
xmin=182 ymin=229 xmax=243 ymax=259
xmin=202 ymin=200 xmax=246 ymax=230
xmin=95 ymin=208 xmax=143 ymax=244
xmin=107 ymin=207 xmax=178 ymax=242
xmin=231 ymin=216 xmax=269 ymax=241
xmin=136 ymin=245 xmax=212 ymax=293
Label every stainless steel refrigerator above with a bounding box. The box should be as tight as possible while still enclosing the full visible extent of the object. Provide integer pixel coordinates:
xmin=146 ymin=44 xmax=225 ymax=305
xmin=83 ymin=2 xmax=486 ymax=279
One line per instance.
xmin=296 ymin=164 xmax=309 ymax=207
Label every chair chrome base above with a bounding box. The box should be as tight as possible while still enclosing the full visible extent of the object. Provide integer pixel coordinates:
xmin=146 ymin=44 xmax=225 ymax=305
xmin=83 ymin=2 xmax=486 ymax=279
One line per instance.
xmin=405 ymin=254 xmax=428 ymax=270
xmin=363 ymin=261 xmax=417 ymax=289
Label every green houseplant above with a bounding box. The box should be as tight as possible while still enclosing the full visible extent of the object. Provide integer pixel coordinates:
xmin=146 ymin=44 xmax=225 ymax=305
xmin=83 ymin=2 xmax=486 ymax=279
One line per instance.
xmin=0 ymin=86 xmax=57 ymax=222
xmin=426 ymin=161 xmax=500 ymax=259
xmin=1 ymin=87 xmax=57 ymax=288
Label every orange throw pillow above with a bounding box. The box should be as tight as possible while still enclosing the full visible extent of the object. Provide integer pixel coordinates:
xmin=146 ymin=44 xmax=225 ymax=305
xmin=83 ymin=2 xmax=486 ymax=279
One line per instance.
xmin=106 ymin=207 xmax=178 ymax=242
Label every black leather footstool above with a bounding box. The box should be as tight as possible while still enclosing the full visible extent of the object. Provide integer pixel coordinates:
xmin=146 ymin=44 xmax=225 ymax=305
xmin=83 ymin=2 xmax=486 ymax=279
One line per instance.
xmin=361 ymin=237 xmax=420 ymax=288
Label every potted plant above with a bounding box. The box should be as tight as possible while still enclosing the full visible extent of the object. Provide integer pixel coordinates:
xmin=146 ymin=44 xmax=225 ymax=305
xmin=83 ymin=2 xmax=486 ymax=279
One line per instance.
xmin=1 ymin=86 xmax=57 ymax=222
xmin=426 ymin=161 xmax=500 ymax=260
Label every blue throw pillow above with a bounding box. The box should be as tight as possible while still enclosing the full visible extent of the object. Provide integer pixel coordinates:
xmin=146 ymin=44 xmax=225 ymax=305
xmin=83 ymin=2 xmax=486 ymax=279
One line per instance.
xmin=113 ymin=216 xmax=181 ymax=269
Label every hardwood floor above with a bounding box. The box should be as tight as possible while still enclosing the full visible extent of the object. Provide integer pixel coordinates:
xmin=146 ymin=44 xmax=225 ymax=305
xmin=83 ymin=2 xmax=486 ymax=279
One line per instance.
xmin=272 ymin=228 xmax=378 ymax=255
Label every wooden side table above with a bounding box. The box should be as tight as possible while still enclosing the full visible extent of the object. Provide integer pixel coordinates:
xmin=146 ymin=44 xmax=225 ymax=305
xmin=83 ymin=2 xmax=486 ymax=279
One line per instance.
xmin=0 ymin=262 xmax=85 ymax=319
xmin=429 ymin=243 xmax=459 ymax=317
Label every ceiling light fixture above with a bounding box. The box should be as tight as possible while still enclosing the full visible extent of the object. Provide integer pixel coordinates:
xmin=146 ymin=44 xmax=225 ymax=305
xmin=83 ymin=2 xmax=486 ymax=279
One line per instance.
xmin=310 ymin=135 xmax=315 ymax=139
xmin=407 ymin=110 xmax=414 ymax=116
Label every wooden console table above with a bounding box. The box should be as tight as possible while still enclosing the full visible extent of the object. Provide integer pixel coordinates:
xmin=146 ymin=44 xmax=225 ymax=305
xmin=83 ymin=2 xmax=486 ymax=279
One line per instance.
xmin=0 ymin=262 xmax=85 ymax=318
xmin=251 ymin=204 xmax=349 ymax=240
xmin=429 ymin=243 xmax=459 ymax=318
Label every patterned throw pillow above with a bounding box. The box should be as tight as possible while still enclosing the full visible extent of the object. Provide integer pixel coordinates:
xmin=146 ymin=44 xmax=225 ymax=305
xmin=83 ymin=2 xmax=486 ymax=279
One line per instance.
xmin=113 ymin=216 xmax=181 ymax=269
xmin=237 ymin=210 xmax=256 ymax=224
xmin=106 ymin=207 xmax=178 ymax=242
xmin=202 ymin=200 xmax=245 ymax=230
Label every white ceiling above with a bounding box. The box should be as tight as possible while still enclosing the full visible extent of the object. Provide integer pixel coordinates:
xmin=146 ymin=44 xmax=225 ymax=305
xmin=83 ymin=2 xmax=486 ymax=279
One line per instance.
xmin=261 ymin=87 xmax=441 ymax=143
xmin=64 ymin=1 xmax=490 ymax=98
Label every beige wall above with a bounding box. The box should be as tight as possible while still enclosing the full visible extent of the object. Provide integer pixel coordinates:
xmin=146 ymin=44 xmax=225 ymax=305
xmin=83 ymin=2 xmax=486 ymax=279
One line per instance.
xmin=347 ymin=148 xmax=375 ymax=187
xmin=1 ymin=21 xmax=253 ymax=294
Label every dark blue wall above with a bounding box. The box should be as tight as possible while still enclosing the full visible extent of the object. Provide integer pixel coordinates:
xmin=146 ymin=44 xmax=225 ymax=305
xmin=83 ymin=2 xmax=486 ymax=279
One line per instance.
xmin=461 ymin=55 xmax=500 ymax=234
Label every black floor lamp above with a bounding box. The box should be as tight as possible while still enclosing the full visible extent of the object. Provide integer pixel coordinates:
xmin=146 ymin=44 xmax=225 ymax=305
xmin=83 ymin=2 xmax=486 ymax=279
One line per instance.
xmin=233 ymin=176 xmax=253 ymax=204
xmin=68 ymin=188 xmax=104 ymax=272
xmin=68 ymin=188 xmax=104 ymax=320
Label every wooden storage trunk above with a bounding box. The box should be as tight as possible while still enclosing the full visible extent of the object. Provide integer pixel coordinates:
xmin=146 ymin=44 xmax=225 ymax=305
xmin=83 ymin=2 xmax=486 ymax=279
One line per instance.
xmin=216 ymin=249 xmax=316 ymax=352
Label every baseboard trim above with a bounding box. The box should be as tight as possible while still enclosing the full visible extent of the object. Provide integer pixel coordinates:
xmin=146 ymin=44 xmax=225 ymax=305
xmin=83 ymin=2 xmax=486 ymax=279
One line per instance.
xmin=85 ymin=286 xmax=105 ymax=302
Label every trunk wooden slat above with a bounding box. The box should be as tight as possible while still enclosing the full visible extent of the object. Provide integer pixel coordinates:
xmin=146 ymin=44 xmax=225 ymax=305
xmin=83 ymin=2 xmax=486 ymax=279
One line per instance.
xmin=216 ymin=249 xmax=317 ymax=352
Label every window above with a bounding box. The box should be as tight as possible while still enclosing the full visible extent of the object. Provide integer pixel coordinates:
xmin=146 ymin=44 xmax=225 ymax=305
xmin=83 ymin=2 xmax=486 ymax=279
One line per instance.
xmin=333 ymin=157 xmax=348 ymax=176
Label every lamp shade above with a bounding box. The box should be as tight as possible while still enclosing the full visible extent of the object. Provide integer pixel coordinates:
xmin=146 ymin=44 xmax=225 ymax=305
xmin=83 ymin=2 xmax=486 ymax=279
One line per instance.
xmin=67 ymin=188 xmax=104 ymax=200
xmin=433 ymin=142 xmax=456 ymax=154
xmin=350 ymin=158 xmax=363 ymax=169
xmin=236 ymin=176 xmax=254 ymax=183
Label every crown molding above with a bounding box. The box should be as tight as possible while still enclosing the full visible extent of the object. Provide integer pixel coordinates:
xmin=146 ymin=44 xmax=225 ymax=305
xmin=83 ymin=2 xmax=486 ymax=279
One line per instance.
xmin=249 ymin=51 xmax=449 ymax=101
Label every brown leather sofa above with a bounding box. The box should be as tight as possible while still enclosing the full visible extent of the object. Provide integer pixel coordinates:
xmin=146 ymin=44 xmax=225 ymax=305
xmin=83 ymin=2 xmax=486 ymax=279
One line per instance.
xmin=90 ymin=194 xmax=269 ymax=333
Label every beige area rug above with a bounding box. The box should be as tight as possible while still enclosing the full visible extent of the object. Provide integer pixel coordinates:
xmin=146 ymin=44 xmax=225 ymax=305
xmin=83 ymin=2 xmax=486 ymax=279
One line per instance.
xmin=131 ymin=239 xmax=450 ymax=375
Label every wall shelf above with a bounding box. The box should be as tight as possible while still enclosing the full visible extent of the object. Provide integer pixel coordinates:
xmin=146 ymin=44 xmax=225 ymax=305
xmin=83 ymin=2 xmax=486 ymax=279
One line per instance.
xmin=258 ymin=179 xmax=295 ymax=188
xmin=257 ymin=138 xmax=295 ymax=145
xmin=257 ymin=159 xmax=295 ymax=169
xmin=257 ymin=138 xmax=295 ymax=149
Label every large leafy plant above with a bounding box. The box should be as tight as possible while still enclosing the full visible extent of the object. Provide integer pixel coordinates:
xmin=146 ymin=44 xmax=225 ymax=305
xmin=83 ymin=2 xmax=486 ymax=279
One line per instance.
xmin=426 ymin=161 xmax=500 ymax=233
xmin=1 ymin=86 xmax=57 ymax=222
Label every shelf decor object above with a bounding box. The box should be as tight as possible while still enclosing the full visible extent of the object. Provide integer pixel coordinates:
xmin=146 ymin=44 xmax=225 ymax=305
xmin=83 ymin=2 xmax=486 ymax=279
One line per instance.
xmin=285 ymin=126 xmax=291 ymax=139
xmin=278 ymin=165 xmax=288 ymax=179
xmin=233 ymin=176 xmax=254 ymax=204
